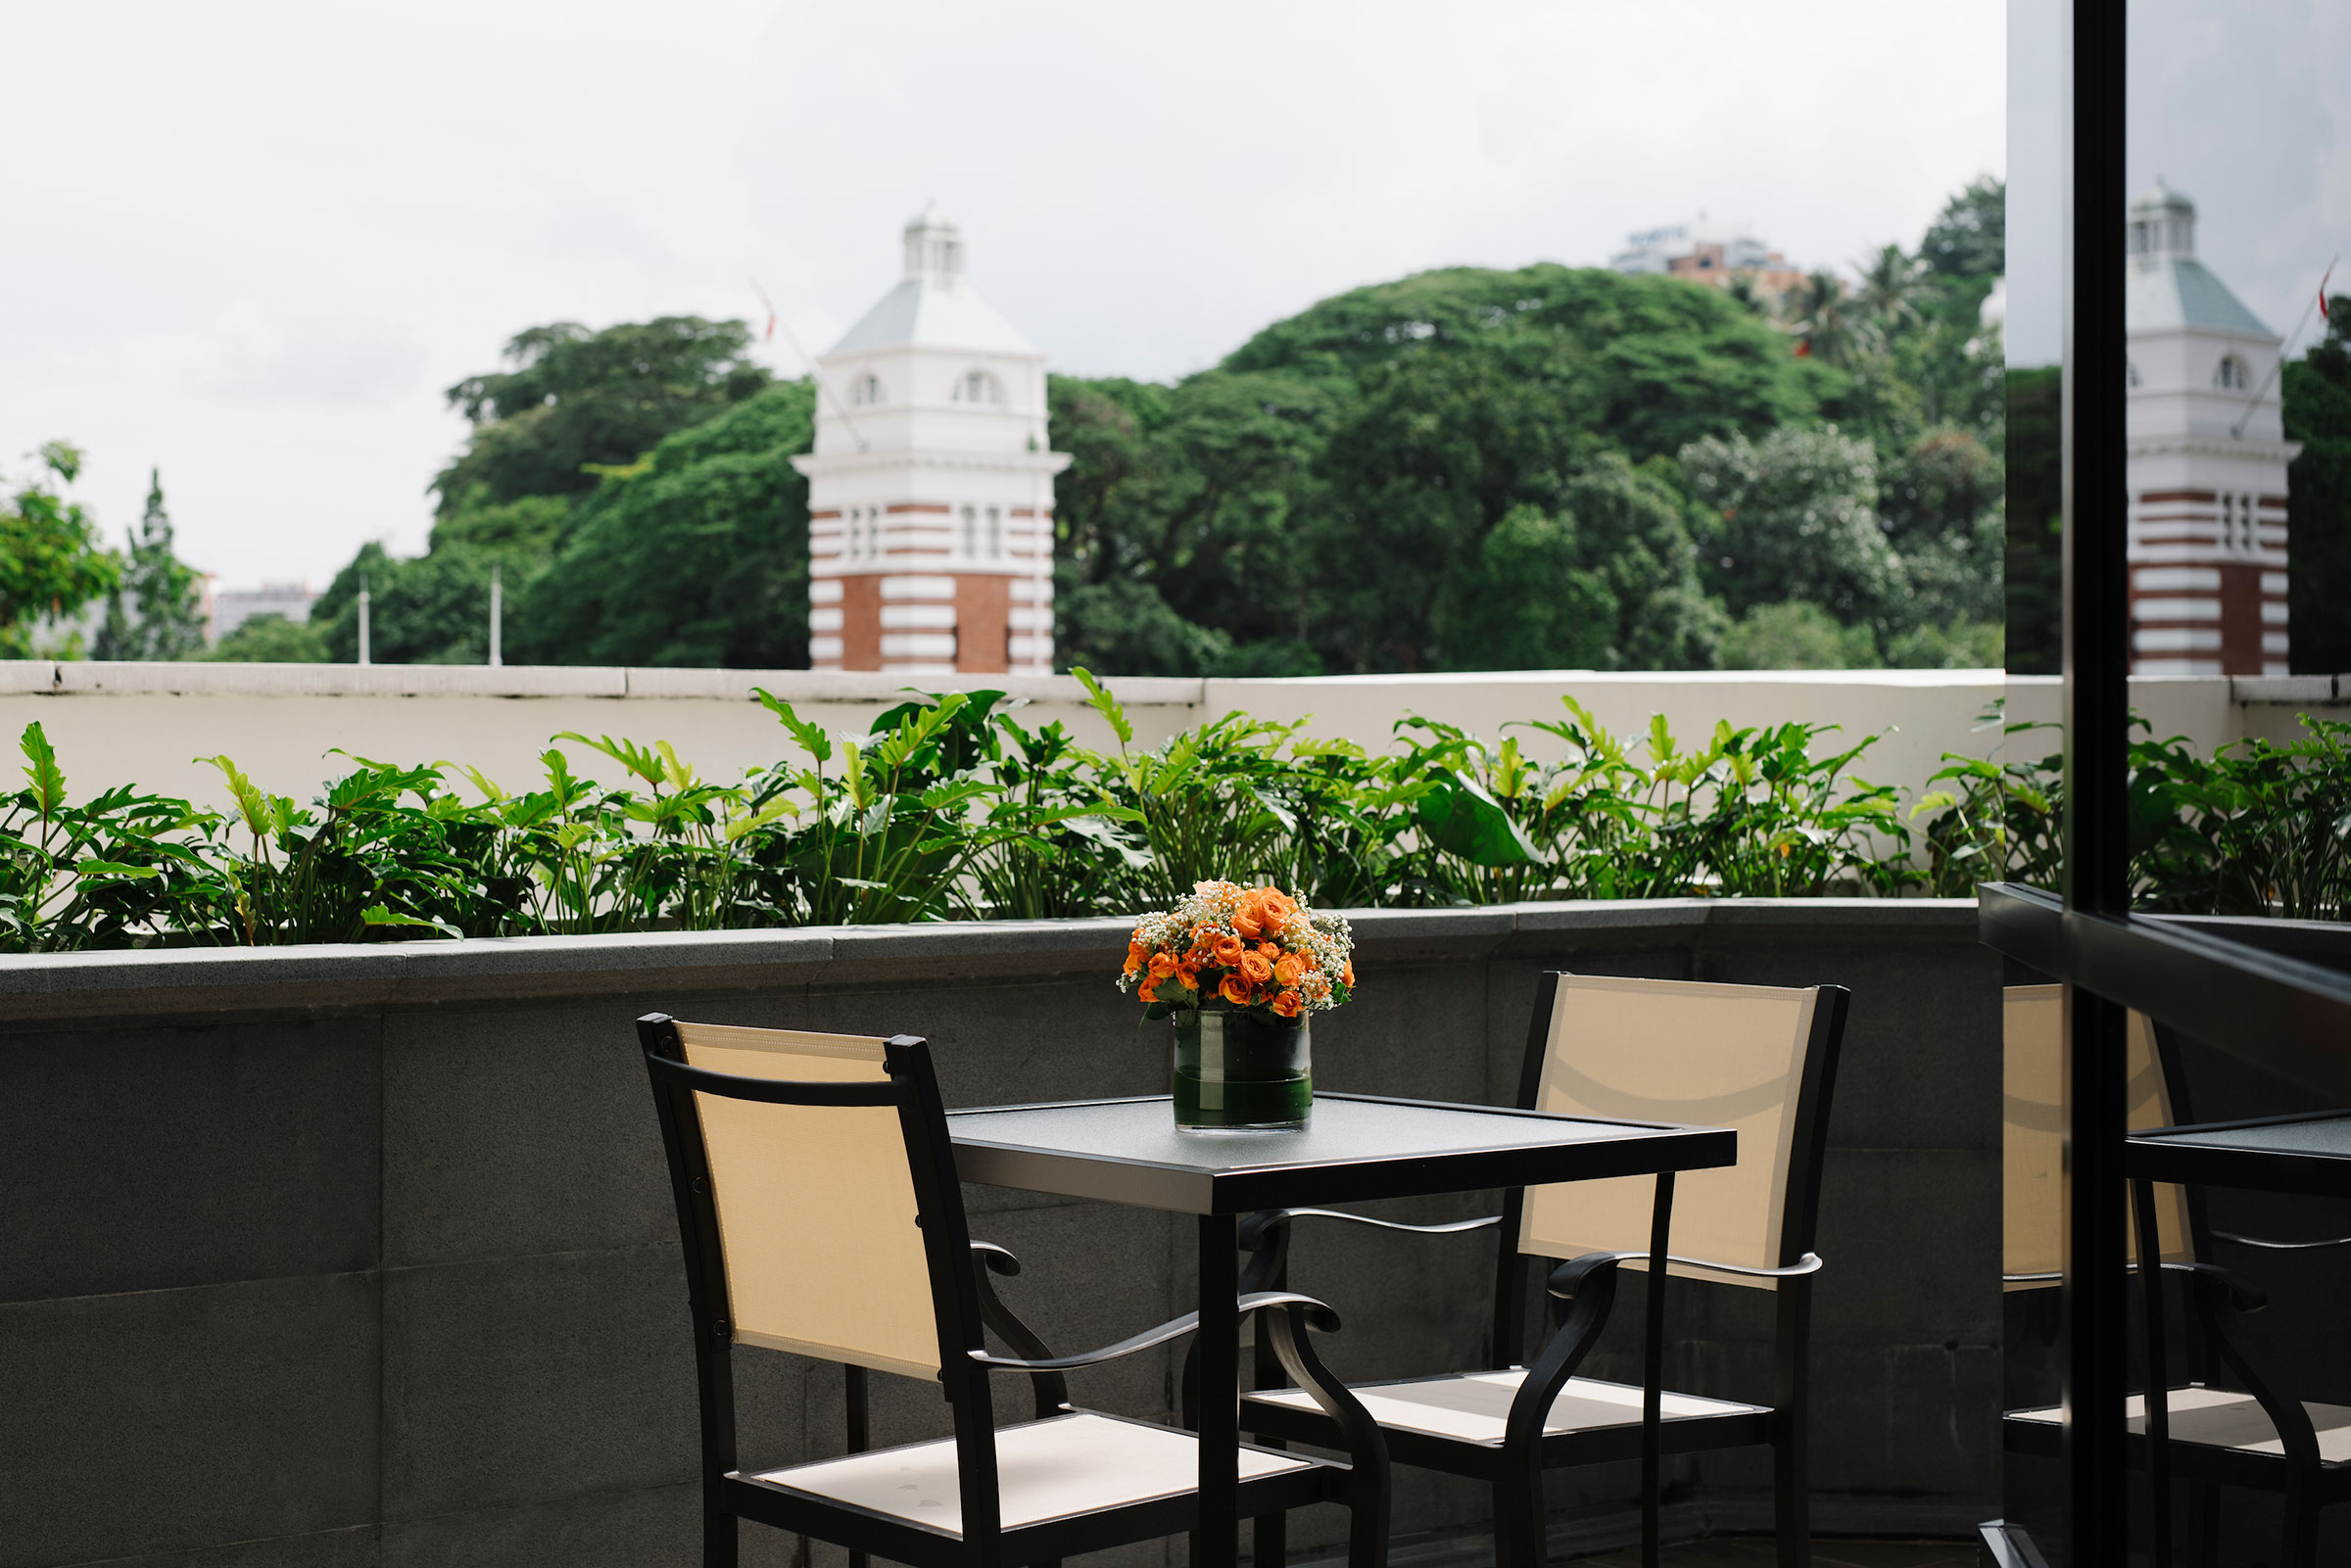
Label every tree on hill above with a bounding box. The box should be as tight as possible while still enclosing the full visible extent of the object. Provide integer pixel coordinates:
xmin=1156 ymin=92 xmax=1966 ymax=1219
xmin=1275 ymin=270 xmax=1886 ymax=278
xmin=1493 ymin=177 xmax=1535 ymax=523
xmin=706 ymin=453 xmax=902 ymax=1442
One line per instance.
xmin=432 ymin=316 xmax=770 ymax=518
xmin=1 ymin=443 xmax=120 ymax=658
xmin=1223 ymin=262 xmax=1831 ymax=460
xmin=208 ymin=613 xmax=327 ymax=662
xmin=94 ymin=469 xmax=208 ymax=660
xmin=2286 ymin=296 xmax=2351 ymax=671
xmin=508 ymin=382 xmax=817 ymax=668
xmin=1919 ymin=175 xmax=2006 ymax=282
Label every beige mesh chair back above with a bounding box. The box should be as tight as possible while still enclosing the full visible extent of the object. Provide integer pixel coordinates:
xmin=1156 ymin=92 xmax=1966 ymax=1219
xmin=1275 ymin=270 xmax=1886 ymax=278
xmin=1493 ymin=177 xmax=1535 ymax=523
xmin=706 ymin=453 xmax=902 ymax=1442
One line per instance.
xmin=639 ymin=1014 xmax=1395 ymax=1568
xmin=1516 ymin=975 xmax=1841 ymax=1288
xmin=665 ymin=1022 xmax=940 ymax=1377
xmin=2002 ymin=984 xmax=2192 ymax=1286
xmin=1239 ymin=970 xmax=1850 ymax=1568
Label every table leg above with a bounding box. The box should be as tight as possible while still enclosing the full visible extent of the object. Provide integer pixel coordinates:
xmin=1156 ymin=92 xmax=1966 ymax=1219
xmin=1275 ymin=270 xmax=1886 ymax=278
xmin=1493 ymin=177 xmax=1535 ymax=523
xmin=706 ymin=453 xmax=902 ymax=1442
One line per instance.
xmin=1643 ymin=1172 xmax=1675 ymax=1568
xmin=1195 ymin=1212 xmax=1241 ymax=1568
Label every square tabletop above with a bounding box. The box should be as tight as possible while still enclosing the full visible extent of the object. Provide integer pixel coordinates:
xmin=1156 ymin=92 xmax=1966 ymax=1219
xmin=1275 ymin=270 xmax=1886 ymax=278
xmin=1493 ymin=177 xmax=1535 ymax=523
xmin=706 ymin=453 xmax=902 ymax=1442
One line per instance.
xmin=2126 ymin=1111 xmax=2351 ymax=1197
xmin=946 ymin=1091 xmax=1736 ymax=1214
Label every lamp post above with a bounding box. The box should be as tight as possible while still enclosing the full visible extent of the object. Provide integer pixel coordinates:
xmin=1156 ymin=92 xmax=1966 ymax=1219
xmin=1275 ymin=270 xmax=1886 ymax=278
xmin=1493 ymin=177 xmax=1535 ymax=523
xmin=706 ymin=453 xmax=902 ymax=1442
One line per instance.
xmin=357 ymin=579 xmax=371 ymax=666
xmin=489 ymin=564 xmax=503 ymax=668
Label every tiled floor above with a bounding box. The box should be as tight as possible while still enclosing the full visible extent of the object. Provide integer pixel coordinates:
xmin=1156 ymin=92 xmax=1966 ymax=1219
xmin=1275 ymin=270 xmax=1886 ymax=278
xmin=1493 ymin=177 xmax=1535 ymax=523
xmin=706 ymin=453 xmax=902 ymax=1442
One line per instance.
xmin=1576 ymin=1541 xmax=1975 ymax=1568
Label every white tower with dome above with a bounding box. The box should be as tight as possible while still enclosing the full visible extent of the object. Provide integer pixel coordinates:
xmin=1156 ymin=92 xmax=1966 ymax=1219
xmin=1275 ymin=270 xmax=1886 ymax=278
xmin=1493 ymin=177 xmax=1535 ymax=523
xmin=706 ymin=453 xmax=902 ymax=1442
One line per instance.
xmin=2123 ymin=179 xmax=2301 ymax=676
xmin=794 ymin=207 xmax=1071 ymax=674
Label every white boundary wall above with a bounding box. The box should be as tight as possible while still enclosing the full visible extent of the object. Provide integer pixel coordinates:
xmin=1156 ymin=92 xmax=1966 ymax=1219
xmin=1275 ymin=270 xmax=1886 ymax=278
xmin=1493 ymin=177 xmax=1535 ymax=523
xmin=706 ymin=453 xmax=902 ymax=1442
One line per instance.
xmin=1 ymin=660 xmax=2342 ymax=816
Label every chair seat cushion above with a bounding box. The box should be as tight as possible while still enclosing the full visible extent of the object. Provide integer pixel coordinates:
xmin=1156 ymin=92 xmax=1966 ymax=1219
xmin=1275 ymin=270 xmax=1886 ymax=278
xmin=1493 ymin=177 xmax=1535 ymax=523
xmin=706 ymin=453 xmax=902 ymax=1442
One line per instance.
xmin=2008 ymin=1384 xmax=2351 ymax=1465
xmin=1245 ymin=1370 xmax=1765 ymax=1449
xmin=748 ymin=1410 xmax=1318 ymax=1533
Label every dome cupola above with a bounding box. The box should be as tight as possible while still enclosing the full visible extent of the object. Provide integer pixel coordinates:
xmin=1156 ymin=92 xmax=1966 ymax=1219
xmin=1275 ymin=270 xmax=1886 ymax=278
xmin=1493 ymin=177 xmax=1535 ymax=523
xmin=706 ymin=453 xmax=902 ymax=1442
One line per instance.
xmin=903 ymin=203 xmax=964 ymax=282
xmin=2128 ymin=177 xmax=2197 ymax=260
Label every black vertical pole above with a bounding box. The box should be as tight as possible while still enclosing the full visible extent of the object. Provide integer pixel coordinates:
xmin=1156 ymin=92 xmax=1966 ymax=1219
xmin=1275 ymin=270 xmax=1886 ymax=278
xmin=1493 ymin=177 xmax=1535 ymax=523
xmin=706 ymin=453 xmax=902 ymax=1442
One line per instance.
xmin=2062 ymin=0 xmax=2131 ymax=1563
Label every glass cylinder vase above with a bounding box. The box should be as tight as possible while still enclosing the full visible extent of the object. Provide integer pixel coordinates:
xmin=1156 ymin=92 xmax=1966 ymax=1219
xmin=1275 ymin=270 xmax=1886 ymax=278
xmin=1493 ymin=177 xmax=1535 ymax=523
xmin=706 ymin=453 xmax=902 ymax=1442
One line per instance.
xmin=1172 ymin=1008 xmax=1312 ymax=1131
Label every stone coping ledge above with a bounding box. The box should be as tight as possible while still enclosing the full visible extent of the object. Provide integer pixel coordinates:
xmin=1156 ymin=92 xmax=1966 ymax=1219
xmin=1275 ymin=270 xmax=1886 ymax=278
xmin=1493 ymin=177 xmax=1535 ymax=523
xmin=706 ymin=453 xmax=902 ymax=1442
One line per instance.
xmin=0 ymin=898 xmax=1981 ymax=1030
xmin=0 ymin=661 xmax=1204 ymax=705
xmin=2 ymin=660 xmax=2342 ymax=708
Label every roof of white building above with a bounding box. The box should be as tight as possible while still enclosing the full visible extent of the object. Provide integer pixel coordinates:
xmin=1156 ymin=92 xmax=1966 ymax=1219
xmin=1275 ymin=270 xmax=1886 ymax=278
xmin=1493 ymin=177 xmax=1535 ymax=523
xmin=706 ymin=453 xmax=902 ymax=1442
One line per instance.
xmin=825 ymin=205 xmax=1040 ymax=359
xmin=2122 ymin=178 xmax=2274 ymax=338
xmin=2125 ymin=258 xmax=2273 ymax=336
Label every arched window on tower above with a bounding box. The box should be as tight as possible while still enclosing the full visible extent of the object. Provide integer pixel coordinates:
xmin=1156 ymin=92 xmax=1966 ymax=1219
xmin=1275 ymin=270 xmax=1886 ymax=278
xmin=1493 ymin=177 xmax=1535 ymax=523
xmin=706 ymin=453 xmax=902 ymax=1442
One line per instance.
xmin=2127 ymin=360 xmax=2142 ymax=388
xmin=851 ymin=373 xmax=886 ymax=406
xmin=952 ymin=369 xmax=1002 ymax=404
xmin=961 ymin=505 xmax=978 ymax=557
xmin=2215 ymin=355 xmax=2250 ymax=392
xmin=985 ymin=506 xmax=1002 ymax=558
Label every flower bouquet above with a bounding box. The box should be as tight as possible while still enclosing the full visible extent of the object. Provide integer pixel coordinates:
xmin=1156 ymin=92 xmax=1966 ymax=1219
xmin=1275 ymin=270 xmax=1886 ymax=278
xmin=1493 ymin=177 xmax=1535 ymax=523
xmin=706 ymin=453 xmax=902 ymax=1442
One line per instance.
xmin=1119 ymin=880 xmax=1355 ymax=1130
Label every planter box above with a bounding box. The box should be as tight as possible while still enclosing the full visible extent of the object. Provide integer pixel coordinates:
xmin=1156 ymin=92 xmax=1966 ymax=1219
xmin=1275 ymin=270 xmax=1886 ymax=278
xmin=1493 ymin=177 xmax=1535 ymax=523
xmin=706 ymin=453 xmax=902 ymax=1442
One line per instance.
xmin=0 ymin=898 xmax=1997 ymax=1567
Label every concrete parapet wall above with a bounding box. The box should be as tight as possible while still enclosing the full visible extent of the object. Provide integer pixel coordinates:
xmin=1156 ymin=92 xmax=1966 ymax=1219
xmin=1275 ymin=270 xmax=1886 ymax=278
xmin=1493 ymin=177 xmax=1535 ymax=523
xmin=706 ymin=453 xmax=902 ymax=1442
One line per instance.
xmin=1 ymin=662 xmax=2344 ymax=817
xmin=0 ymin=899 xmax=1997 ymax=1566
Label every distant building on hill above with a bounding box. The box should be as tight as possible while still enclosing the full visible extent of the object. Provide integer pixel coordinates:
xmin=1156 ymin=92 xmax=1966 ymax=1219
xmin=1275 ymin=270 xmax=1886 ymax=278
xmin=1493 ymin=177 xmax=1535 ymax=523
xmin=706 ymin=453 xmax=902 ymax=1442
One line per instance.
xmin=2123 ymin=178 xmax=2299 ymax=677
xmin=793 ymin=206 xmax=1071 ymax=675
xmin=1609 ymin=216 xmax=1804 ymax=300
xmin=211 ymin=582 xmax=316 ymax=643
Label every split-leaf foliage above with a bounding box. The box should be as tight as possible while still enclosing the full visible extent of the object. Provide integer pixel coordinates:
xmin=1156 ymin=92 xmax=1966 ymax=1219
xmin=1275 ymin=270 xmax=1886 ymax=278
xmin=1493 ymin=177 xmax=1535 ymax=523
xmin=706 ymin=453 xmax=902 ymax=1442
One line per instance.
xmin=4 ymin=681 xmax=2345 ymax=953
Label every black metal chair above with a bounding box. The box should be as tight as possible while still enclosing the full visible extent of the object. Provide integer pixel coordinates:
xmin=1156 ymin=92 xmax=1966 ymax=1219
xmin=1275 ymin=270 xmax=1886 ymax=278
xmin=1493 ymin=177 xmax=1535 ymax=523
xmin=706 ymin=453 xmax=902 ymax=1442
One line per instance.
xmin=1233 ymin=972 xmax=1847 ymax=1568
xmin=1998 ymin=988 xmax=2351 ymax=1567
xmin=638 ymin=1014 xmax=1391 ymax=1568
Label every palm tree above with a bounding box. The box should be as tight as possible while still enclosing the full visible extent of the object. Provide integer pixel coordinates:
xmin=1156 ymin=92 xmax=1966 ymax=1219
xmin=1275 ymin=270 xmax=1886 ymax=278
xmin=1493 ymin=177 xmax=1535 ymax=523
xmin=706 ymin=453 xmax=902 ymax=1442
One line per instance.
xmin=1787 ymin=270 xmax=1862 ymax=367
xmin=1850 ymin=243 xmax=1931 ymax=348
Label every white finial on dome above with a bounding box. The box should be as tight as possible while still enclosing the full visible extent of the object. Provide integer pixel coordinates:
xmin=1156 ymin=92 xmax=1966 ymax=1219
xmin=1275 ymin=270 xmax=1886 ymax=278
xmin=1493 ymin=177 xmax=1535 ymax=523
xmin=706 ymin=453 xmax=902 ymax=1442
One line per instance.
xmin=904 ymin=203 xmax=964 ymax=282
xmin=2128 ymin=177 xmax=2197 ymax=260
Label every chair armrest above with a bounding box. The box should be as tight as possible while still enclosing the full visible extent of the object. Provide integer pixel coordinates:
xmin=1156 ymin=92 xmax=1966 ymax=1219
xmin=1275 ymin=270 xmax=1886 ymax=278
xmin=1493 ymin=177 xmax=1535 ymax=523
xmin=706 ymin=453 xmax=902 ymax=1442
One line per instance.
xmin=1506 ymin=1253 xmax=1627 ymax=1450
xmin=969 ymin=1241 xmax=1069 ymax=1418
xmin=1239 ymin=1208 xmax=1501 ymax=1250
xmin=2212 ymin=1229 xmax=2351 ymax=1253
xmin=2169 ymin=1261 xmax=2315 ymax=1469
xmin=1544 ymin=1250 xmax=1822 ymax=1294
xmin=2161 ymin=1259 xmax=2268 ymax=1314
xmin=970 ymin=1291 xmax=1341 ymax=1373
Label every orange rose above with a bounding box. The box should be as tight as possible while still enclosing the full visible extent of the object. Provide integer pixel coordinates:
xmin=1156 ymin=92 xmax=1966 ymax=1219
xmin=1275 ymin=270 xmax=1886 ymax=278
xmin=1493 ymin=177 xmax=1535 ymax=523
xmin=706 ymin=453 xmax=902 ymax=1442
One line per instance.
xmin=1148 ymin=951 xmax=1177 ymax=980
xmin=1231 ymin=902 xmax=1264 ymax=939
xmin=1271 ymin=989 xmax=1304 ymax=1020
xmin=1125 ymin=940 xmax=1148 ymax=977
xmin=1210 ymin=933 xmax=1246 ymax=967
xmin=1220 ymin=974 xmax=1254 ymax=1007
xmin=1238 ymin=950 xmax=1273 ymax=985
xmin=1258 ymin=888 xmax=1296 ymax=922
xmin=1176 ymin=961 xmax=1203 ymax=991
xmin=1257 ymin=941 xmax=1280 ymax=960
xmin=1340 ymin=960 xmax=1355 ymax=987
xmin=1272 ymin=952 xmax=1308 ymax=988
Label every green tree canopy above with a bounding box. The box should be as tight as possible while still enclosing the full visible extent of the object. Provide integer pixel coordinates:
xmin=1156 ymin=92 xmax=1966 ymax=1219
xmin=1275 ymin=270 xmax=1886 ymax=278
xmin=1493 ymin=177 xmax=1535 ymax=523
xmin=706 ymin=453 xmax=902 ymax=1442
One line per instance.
xmin=208 ymin=613 xmax=328 ymax=663
xmin=2287 ymin=296 xmax=2351 ymax=671
xmin=508 ymin=381 xmax=817 ymax=668
xmin=1919 ymin=175 xmax=2006 ymax=281
xmin=95 ymin=469 xmax=208 ymax=660
xmin=432 ymin=316 xmax=770 ymax=516
xmin=1 ymin=443 xmax=120 ymax=657
xmin=1679 ymin=424 xmax=1902 ymax=625
xmin=313 ymin=541 xmax=511 ymax=665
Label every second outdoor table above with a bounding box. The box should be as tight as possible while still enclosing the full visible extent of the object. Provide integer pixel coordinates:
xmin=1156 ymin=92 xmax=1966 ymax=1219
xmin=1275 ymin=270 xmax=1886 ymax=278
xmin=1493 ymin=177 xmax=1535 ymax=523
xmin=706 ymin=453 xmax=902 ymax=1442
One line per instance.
xmin=947 ymin=1090 xmax=1736 ymax=1568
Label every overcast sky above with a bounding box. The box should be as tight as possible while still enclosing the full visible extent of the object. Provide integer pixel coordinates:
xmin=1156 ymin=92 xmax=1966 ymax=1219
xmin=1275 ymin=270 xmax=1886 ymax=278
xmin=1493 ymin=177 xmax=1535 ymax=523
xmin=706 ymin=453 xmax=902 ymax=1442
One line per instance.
xmin=2005 ymin=0 xmax=2349 ymax=375
xmin=7 ymin=1 xmax=2019 ymax=588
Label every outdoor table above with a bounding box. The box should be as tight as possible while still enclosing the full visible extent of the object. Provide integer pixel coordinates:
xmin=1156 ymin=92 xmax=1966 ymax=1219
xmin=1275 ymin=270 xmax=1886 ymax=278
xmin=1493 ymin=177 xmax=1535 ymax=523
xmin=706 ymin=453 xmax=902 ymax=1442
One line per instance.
xmin=2126 ymin=1111 xmax=2351 ymax=1197
xmin=946 ymin=1090 xmax=1737 ymax=1568
xmin=2123 ymin=1111 xmax=2351 ymax=1559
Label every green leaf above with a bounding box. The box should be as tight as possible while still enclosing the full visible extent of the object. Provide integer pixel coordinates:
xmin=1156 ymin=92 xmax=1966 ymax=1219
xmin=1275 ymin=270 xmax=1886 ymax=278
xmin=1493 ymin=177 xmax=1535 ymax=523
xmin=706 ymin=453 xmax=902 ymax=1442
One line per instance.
xmin=74 ymin=859 xmax=163 ymax=880
xmin=361 ymin=905 xmax=462 ymax=939
xmin=1072 ymin=667 xmax=1134 ymax=747
xmin=19 ymin=722 xmax=63 ymax=815
xmin=1415 ymin=769 xmax=1540 ymax=867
